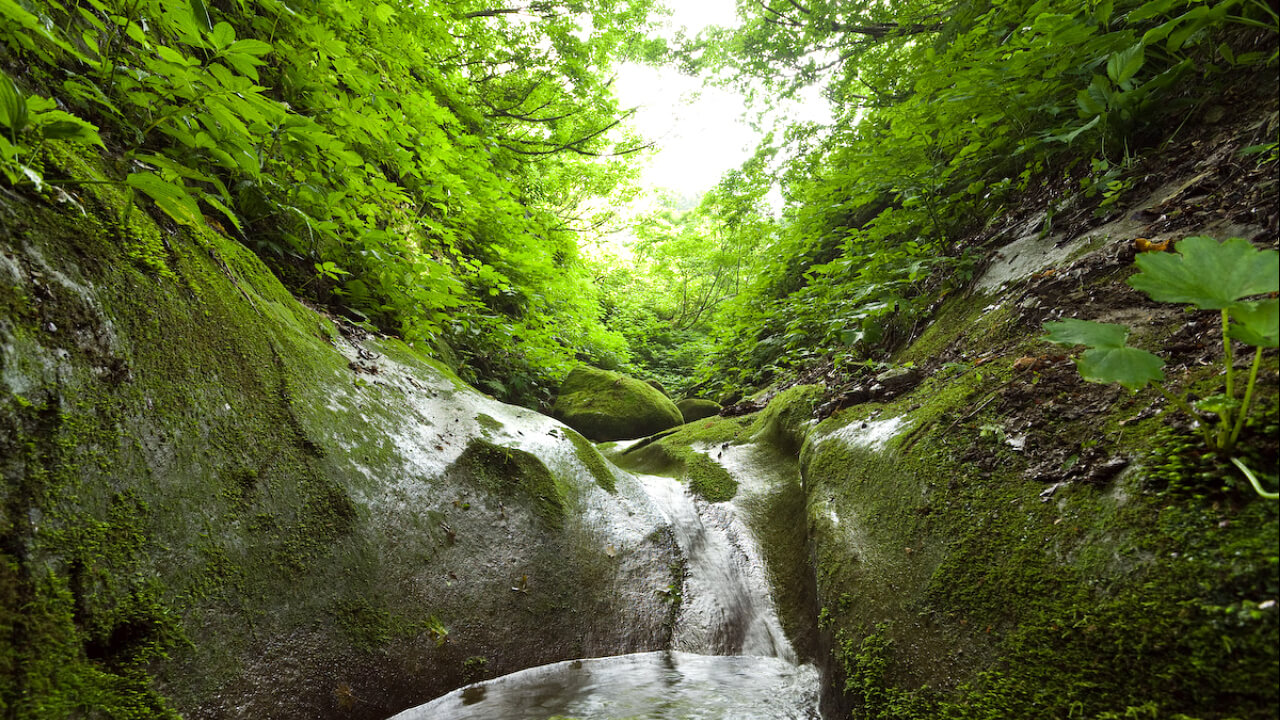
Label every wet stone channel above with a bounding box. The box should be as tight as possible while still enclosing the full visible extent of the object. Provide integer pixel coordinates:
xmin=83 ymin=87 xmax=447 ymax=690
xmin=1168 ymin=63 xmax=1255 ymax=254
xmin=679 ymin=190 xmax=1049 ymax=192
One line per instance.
xmin=389 ymin=457 xmax=823 ymax=720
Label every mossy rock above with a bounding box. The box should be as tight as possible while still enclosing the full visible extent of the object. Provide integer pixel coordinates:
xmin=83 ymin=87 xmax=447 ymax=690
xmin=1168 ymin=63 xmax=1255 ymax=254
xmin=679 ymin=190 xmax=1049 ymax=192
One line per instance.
xmin=0 ymin=145 xmax=680 ymax=718
xmin=552 ymin=365 xmax=683 ymax=442
xmin=447 ymin=439 xmax=566 ymax=528
xmin=750 ymin=385 xmax=824 ymax=455
xmin=676 ymin=398 xmax=722 ymax=423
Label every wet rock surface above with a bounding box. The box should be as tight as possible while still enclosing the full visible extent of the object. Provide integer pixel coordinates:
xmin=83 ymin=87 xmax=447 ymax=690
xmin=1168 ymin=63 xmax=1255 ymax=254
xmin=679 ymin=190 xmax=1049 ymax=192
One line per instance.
xmin=0 ymin=205 xmax=681 ymax=720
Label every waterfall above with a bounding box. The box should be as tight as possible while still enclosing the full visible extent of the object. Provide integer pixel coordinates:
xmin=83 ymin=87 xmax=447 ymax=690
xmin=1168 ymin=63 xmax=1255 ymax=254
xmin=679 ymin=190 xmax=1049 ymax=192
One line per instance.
xmin=387 ymin=444 xmax=822 ymax=720
xmin=637 ymin=473 xmax=796 ymax=661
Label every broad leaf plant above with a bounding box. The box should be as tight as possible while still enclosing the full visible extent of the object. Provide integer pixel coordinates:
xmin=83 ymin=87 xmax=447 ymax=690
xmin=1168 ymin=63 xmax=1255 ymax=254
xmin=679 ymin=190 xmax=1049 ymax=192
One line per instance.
xmin=1045 ymin=236 xmax=1279 ymax=499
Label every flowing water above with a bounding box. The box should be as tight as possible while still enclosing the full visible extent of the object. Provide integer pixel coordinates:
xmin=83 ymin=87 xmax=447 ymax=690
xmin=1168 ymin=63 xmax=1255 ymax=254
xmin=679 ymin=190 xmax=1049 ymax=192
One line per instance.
xmin=389 ymin=454 xmax=824 ymax=720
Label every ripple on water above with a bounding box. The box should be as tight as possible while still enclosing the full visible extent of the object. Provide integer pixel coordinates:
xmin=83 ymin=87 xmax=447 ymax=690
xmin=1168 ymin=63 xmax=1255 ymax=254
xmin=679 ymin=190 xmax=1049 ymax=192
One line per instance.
xmin=387 ymin=651 xmax=822 ymax=720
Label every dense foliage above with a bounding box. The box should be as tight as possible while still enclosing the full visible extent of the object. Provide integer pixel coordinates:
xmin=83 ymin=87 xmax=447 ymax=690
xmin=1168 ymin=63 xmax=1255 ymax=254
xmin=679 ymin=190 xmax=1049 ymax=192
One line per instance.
xmin=662 ymin=0 xmax=1278 ymax=397
xmin=590 ymin=175 xmax=775 ymax=394
xmin=1 ymin=0 xmax=665 ymax=406
xmin=2 ymin=0 xmax=1276 ymax=405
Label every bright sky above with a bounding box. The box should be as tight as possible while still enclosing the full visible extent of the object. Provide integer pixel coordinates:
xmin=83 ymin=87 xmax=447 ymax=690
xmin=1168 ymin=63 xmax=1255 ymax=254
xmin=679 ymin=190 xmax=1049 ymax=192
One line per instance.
xmin=612 ymin=1 xmax=830 ymax=203
xmin=613 ymin=0 xmax=748 ymax=199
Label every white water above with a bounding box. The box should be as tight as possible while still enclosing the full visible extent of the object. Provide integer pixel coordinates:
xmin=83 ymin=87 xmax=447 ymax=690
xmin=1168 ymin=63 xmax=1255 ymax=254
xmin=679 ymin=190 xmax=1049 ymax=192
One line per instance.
xmin=390 ymin=446 xmax=822 ymax=720
xmin=390 ymin=652 xmax=820 ymax=720
xmin=639 ymin=473 xmax=795 ymax=661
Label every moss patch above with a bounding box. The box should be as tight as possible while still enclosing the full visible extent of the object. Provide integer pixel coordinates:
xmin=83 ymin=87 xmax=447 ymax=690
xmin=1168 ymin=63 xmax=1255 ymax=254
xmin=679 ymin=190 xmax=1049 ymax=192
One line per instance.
xmin=749 ymin=384 xmax=824 ymax=454
xmin=685 ymin=453 xmax=738 ymax=503
xmin=564 ymin=428 xmax=617 ymax=493
xmin=552 ymin=365 xmax=683 ymax=441
xmin=609 ymin=414 xmax=751 ymax=502
xmin=804 ymin=340 xmax=1280 ymax=719
xmin=447 ymin=439 xmax=567 ymax=528
xmin=676 ymin=398 xmax=722 ymax=423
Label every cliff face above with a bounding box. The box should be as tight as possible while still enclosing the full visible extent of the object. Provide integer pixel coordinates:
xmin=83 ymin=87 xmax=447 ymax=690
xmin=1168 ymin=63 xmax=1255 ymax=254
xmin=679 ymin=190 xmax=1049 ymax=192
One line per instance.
xmin=790 ymin=102 xmax=1280 ymax=718
xmin=0 ymin=149 xmax=678 ymax=719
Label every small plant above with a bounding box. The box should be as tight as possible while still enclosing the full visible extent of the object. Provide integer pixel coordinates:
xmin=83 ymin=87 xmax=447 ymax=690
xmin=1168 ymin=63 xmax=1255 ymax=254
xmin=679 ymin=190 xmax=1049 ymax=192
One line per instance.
xmin=1044 ymin=236 xmax=1278 ymax=499
xmin=0 ymin=70 xmax=103 ymax=188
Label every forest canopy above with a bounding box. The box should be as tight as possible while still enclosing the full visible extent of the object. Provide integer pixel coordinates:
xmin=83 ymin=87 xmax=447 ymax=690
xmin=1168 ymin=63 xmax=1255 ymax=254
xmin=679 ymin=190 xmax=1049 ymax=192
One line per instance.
xmin=1 ymin=0 xmax=1276 ymax=406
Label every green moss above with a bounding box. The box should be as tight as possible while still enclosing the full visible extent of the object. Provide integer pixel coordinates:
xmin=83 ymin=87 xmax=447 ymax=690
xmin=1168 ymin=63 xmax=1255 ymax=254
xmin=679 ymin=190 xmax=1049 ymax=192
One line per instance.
xmin=893 ymin=290 xmax=1007 ymax=367
xmin=608 ymin=415 xmax=749 ymax=502
xmin=44 ymin=143 xmax=176 ymax=280
xmin=564 ymin=428 xmax=617 ymax=492
xmin=685 ymin=453 xmax=738 ymax=503
xmin=749 ymin=384 xmax=824 ymax=454
xmin=448 ymin=439 xmax=567 ymax=528
xmin=475 ymin=413 xmax=504 ymax=435
xmin=804 ymin=345 xmax=1280 ymax=719
xmin=676 ymin=398 xmax=722 ymax=423
xmin=633 ymin=413 xmax=755 ymax=450
xmin=552 ymin=365 xmax=683 ymax=441
xmin=2 ymin=147 xmax=396 ymax=713
xmin=332 ymin=598 xmax=448 ymax=652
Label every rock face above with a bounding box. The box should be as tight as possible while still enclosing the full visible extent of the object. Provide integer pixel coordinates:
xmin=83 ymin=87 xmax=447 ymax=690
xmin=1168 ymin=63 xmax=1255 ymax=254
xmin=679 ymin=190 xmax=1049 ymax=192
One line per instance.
xmin=676 ymin=398 xmax=722 ymax=423
xmin=0 ymin=189 xmax=678 ymax=719
xmin=552 ymin=365 xmax=684 ymax=441
xmin=787 ymin=236 xmax=1279 ymax=714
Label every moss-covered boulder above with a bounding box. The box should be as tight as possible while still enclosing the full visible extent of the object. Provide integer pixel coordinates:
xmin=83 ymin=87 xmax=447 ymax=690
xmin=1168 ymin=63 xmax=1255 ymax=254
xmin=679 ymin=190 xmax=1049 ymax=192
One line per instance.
xmin=552 ymin=365 xmax=683 ymax=441
xmin=676 ymin=398 xmax=722 ymax=423
xmin=749 ymin=385 xmax=823 ymax=455
xmin=798 ymin=236 xmax=1279 ymax=718
xmin=0 ymin=147 xmax=679 ymax=720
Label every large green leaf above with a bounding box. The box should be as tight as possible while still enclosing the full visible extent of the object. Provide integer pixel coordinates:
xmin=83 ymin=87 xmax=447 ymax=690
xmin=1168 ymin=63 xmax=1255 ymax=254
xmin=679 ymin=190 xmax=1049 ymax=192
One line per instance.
xmin=1044 ymin=318 xmax=1164 ymax=391
xmin=1043 ymin=318 xmax=1130 ymax=349
xmin=1076 ymin=346 xmax=1166 ymax=391
xmin=35 ymin=110 xmax=103 ymax=146
xmin=126 ymin=172 xmax=204 ymax=229
xmin=0 ymin=70 xmax=28 ymax=133
xmin=1128 ymin=236 xmax=1280 ymax=309
xmin=1227 ymin=299 xmax=1280 ymax=348
xmin=1106 ymin=42 xmax=1145 ymax=87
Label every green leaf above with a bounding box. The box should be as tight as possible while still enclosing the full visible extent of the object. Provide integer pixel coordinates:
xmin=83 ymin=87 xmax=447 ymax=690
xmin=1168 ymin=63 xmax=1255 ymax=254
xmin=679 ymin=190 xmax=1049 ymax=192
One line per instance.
xmin=1193 ymin=394 xmax=1239 ymax=416
xmin=37 ymin=112 xmax=103 ymax=144
xmin=211 ymin=21 xmax=235 ymax=50
xmin=1128 ymin=236 xmax=1280 ymax=309
xmin=1076 ymin=346 xmax=1166 ymax=391
xmin=374 ymin=2 xmax=395 ymax=22
xmin=189 ymin=0 xmax=213 ymax=33
xmin=156 ymin=44 xmax=194 ymax=66
xmin=1128 ymin=0 xmax=1179 ymax=23
xmin=1106 ymin=42 xmax=1145 ymax=86
xmin=1043 ymin=318 xmax=1130 ymax=349
xmin=1044 ymin=115 xmax=1100 ymax=144
xmin=1217 ymin=41 xmax=1236 ymax=65
xmin=126 ymin=172 xmax=204 ymax=229
xmin=0 ymin=70 xmax=28 ymax=133
xmin=227 ymin=38 xmax=273 ymax=57
xmin=0 ymin=0 xmax=86 ymax=62
xmin=199 ymin=191 xmax=244 ymax=234
xmin=1227 ymin=299 xmax=1279 ymax=348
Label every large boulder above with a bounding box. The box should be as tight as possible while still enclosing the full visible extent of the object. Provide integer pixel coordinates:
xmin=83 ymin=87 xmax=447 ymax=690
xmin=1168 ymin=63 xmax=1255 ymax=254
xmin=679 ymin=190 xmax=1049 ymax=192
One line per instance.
xmin=553 ymin=366 xmax=683 ymax=441
xmin=676 ymin=398 xmax=723 ymax=423
xmin=0 ymin=169 xmax=678 ymax=720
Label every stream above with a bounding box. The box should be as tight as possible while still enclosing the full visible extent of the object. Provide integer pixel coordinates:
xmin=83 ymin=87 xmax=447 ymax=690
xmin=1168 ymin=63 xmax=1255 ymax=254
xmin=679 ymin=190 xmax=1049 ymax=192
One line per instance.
xmin=389 ymin=451 xmax=823 ymax=720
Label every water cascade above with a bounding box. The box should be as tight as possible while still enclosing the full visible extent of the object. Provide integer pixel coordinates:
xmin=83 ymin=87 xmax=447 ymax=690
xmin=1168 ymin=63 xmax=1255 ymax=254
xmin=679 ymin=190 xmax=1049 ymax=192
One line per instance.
xmin=389 ymin=446 xmax=823 ymax=720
